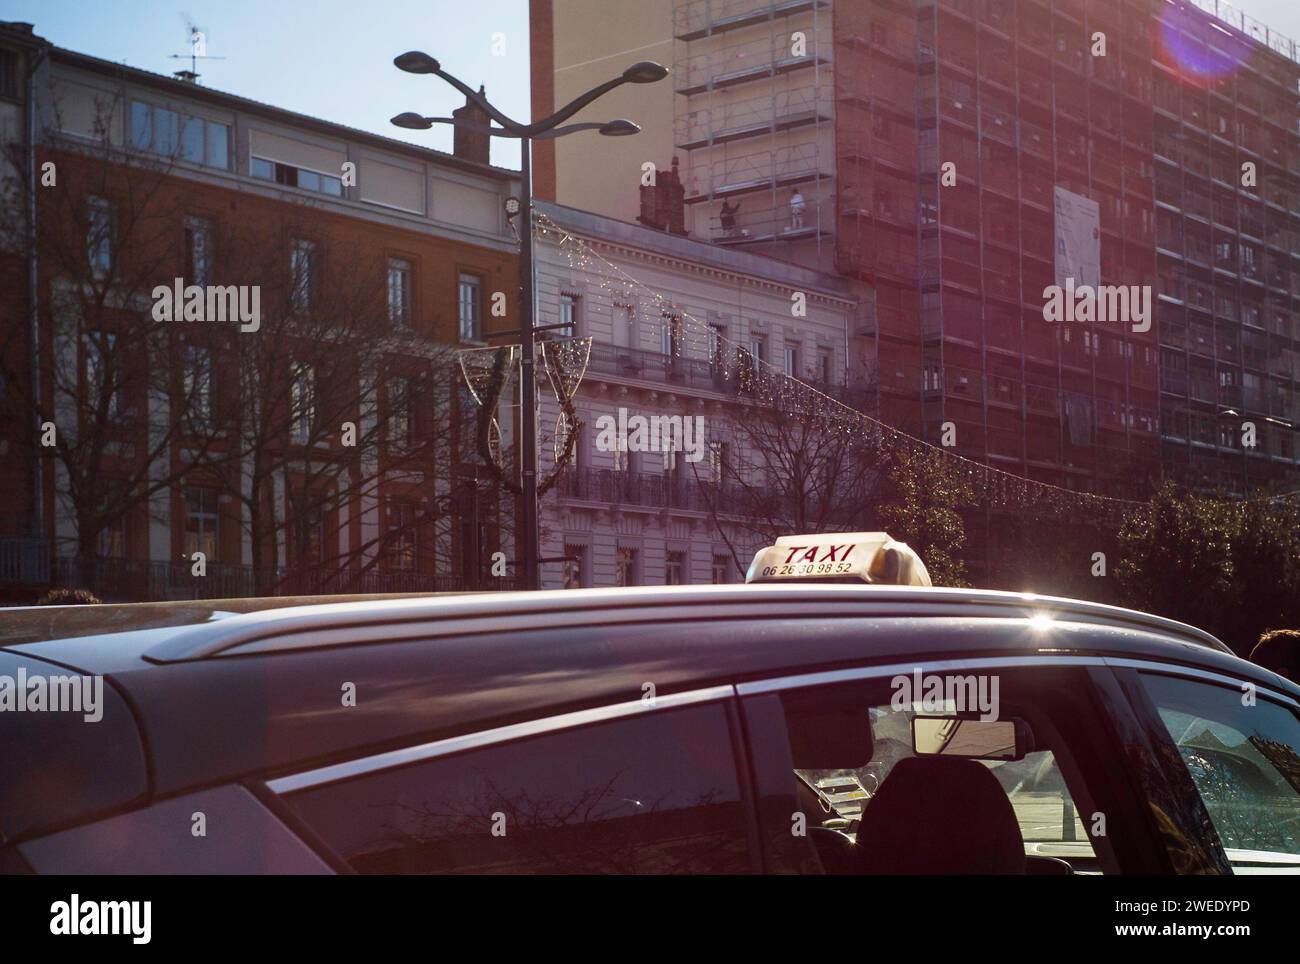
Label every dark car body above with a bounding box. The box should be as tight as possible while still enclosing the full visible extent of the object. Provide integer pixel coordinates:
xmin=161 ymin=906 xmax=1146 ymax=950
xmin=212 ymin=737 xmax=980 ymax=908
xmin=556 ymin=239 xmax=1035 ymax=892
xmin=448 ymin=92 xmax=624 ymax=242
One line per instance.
xmin=1 ymin=584 xmax=1297 ymax=874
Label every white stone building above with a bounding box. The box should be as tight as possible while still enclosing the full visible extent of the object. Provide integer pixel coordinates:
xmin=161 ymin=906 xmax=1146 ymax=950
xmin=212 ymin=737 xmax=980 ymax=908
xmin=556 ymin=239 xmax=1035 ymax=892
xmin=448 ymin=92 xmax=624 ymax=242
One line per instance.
xmin=532 ymin=200 xmax=870 ymax=589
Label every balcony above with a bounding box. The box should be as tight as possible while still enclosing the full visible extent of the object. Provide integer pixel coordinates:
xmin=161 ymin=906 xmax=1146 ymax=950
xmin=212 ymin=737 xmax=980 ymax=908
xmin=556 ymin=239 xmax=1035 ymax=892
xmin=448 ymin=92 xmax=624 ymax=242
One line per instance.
xmin=558 ymin=467 xmax=764 ymax=515
xmin=586 ymin=340 xmax=743 ymax=394
xmin=583 ymin=340 xmax=874 ymax=403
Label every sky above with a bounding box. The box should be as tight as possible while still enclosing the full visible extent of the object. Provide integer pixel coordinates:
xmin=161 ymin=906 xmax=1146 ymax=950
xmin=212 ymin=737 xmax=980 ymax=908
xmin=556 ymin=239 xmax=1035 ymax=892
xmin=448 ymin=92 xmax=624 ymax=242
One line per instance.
xmin=3 ymin=0 xmax=531 ymax=168
xmin=6 ymin=0 xmax=1300 ymax=173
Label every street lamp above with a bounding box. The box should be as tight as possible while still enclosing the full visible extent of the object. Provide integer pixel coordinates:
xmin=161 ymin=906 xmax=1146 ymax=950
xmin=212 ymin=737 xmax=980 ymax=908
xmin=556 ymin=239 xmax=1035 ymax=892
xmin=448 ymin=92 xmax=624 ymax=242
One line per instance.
xmin=392 ymin=52 xmax=668 ymax=590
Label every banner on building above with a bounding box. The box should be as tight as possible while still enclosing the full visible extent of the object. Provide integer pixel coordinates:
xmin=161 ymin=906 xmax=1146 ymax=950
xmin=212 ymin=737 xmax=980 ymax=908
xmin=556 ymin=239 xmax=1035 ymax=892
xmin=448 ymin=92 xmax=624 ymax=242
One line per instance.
xmin=1053 ymin=186 xmax=1100 ymax=291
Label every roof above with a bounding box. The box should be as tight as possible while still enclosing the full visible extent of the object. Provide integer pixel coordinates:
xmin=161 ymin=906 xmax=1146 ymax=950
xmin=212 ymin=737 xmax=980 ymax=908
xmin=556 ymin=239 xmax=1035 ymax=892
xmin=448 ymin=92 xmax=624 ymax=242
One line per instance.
xmin=44 ymin=44 xmax=518 ymax=183
xmin=536 ymin=200 xmax=858 ymax=300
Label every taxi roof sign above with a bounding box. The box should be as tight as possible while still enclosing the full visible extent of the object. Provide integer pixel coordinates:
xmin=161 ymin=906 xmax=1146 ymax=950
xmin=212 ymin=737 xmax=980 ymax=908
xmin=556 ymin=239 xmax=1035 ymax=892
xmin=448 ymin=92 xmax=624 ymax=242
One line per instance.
xmin=746 ymin=531 xmax=932 ymax=587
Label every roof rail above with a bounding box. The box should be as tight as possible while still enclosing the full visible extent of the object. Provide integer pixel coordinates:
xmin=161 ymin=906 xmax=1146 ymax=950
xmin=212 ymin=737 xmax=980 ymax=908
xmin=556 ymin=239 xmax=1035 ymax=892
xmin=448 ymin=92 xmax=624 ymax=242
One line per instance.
xmin=140 ymin=584 xmax=1232 ymax=663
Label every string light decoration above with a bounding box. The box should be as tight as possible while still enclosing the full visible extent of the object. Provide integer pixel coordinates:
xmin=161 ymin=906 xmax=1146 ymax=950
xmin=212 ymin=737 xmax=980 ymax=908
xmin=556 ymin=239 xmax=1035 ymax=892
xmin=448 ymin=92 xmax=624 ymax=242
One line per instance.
xmin=535 ymin=211 xmax=1256 ymax=530
xmin=457 ymin=337 xmax=592 ymax=498
xmin=540 ymin=336 xmax=591 ymax=472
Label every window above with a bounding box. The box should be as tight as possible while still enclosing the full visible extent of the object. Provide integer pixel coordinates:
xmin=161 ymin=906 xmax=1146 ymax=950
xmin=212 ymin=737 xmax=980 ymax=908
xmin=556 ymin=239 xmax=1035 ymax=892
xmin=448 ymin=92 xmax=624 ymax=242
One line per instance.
xmin=98 ymin=515 xmax=126 ymax=559
xmin=612 ymin=431 xmax=631 ymax=473
xmin=298 ymin=501 xmax=326 ymax=566
xmin=290 ymin=240 xmax=316 ymax=314
xmin=387 ymin=258 xmax=412 ymax=327
xmin=185 ymin=217 xmax=212 ymax=287
xmin=181 ymin=115 xmax=204 ymax=164
xmin=130 ymin=102 xmax=229 ymax=169
xmin=388 ymin=376 xmax=412 ymax=450
xmin=614 ymin=304 xmax=635 ymax=348
xmin=563 ymin=544 xmax=587 ymax=589
xmin=783 ymin=345 xmax=798 ymax=378
xmin=183 ymin=487 xmax=219 ymax=561
xmin=82 ymin=332 xmax=121 ymax=418
xmin=1139 ymin=673 xmax=1300 ymax=867
xmin=615 ymin=546 xmax=636 ymax=587
xmin=744 ymin=668 xmax=1110 ymax=874
xmin=384 ymin=500 xmax=418 ymax=572
xmin=711 ymin=554 xmax=730 ymax=584
xmin=707 ymin=323 xmax=725 ymax=367
xmin=818 ymin=350 xmax=833 ymax=384
xmin=708 ymin=440 xmax=728 ymax=484
xmin=458 ymin=273 xmax=483 ymax=341
xmin=155 ymin=108 xmax=179 ymax=157
xmin=86 ymin=197 xmax=113 ymax=279
xmin=206 ymin=121 xmax=229 ymax=169
xmin=665 ymin=550 xmax=686 ymax=585
xmin=281 ymin=702 xmax=751 ymax=873
xmin=0 ymin=49 xmax=16 ymax=100
xmin=250 ymin=155 xmax=342 ymax=194
xmin=558 ymin=293 xmax=578 ymax=339
xmin=661 ymin=313 xmax=682 ymax=357
xmin=748 ymin=336 xmax=765 ymax=367
xmin=290 ymin=363 xmax=316 ymax=444
xmin=183 ymin=345 xmax=213 ymax=428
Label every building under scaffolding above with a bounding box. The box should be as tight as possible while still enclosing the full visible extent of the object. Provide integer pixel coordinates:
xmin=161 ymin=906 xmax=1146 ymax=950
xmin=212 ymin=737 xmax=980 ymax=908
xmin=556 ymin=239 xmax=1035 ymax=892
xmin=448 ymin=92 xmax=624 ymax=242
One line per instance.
xmin=534 ymin=0 xmax=1300 ymax=503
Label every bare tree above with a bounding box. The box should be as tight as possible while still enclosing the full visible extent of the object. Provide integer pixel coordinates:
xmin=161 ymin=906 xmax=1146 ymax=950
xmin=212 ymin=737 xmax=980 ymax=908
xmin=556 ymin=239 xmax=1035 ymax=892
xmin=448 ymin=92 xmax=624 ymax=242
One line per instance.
xmin=206 ymin=202 xmax=485 ymax=594
xmin=692 ymin=362 xmax=881 ymax=577
xmin=0 ymin=96 xmax=227 ymax=586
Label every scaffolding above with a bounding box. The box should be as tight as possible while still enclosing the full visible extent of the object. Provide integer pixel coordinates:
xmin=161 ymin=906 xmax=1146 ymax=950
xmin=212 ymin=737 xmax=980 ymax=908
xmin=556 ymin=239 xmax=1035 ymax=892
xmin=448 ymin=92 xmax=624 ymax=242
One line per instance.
xmin=672 ymin=0 xmax=835 ymax=259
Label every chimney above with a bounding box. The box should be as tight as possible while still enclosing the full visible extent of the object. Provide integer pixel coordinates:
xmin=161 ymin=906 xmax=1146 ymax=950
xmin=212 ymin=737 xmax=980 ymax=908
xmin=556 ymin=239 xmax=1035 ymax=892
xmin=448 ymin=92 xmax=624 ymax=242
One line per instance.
xmin=452 ymin=86 xmax=492 ymax=165
xmin=637 ymin=156 xmax=687 ymax=235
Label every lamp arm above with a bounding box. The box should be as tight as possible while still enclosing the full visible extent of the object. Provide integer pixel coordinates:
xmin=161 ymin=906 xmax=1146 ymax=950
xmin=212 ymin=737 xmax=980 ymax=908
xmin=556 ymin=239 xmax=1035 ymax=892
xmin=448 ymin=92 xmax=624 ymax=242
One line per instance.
xmin=538 ymin=76 xmax=626 ymax=131
xmin=428 ymin=117 xmax=521 ymax=138
xmin=534 ymin=122 xmax=607 ymax=140
xmin=432 ymin=68 xmax=525 ymax=133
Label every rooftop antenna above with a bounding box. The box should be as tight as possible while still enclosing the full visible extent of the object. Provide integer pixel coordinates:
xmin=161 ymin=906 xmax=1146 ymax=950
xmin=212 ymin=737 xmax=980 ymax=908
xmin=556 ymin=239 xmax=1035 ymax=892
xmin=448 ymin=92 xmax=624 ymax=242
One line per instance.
xmin=168 ymin=16 xmax=224 ymax=83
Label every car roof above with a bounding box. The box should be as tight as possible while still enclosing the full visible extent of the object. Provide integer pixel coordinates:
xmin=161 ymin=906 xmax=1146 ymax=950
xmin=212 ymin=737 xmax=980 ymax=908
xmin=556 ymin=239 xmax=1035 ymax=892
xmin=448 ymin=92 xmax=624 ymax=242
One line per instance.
xmin=2 ymin=583 xmax=1296 ymax=840
xmin=1 ymin=583 xmax=1232 ymax=667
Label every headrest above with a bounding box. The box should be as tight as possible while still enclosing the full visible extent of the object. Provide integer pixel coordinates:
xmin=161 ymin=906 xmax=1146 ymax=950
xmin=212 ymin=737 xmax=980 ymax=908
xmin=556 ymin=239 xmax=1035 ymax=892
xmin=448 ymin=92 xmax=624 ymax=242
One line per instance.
xmin=854 ymin=756 xmax=1025 ymax=874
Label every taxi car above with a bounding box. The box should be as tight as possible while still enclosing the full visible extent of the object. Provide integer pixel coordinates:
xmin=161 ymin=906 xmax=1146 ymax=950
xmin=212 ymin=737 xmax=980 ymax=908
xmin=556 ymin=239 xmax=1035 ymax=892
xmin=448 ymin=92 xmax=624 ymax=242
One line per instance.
xmin=1 ymin=535 xmax=1298 ymax=875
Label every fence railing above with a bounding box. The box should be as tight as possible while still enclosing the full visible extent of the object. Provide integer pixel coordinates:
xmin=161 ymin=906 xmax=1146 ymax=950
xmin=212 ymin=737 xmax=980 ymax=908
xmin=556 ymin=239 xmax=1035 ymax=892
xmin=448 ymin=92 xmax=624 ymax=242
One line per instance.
xmin=559 ymin=467 xmax=764 ymax=514
xmin=0 ymin=550 xmax=518 ymax=602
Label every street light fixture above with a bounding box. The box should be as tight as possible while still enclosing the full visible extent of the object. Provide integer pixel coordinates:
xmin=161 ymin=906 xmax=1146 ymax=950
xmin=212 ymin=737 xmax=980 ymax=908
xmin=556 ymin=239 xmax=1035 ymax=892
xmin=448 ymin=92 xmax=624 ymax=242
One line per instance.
xmin=392 ymin=51 xmax=668 ymax=591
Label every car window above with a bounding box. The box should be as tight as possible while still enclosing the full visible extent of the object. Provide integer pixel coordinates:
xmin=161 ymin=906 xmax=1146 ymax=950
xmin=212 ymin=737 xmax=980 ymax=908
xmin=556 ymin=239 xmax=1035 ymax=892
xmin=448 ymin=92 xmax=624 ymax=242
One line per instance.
xmin=792 ymin=695 xmax=1097 ymax=865
xmin=1139 ymin=673 xmax=1300 ymax=872
xmin=743 ymin=667 xmax=1109 ymax=874
xmin=279 ymin=702 xmax=752 ymax=874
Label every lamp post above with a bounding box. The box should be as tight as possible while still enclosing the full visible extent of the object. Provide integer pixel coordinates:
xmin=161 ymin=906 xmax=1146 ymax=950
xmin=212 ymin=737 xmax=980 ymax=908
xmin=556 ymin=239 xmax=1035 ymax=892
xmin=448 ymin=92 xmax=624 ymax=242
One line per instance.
xmin=392 ymin=53 xmax=667 ymax=589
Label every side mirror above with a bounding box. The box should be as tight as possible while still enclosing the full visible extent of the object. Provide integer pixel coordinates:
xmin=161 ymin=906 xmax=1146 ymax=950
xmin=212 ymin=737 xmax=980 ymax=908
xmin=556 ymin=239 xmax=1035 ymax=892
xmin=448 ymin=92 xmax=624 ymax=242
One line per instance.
xmin=911 ymin=716 xmax=1034 ymax=761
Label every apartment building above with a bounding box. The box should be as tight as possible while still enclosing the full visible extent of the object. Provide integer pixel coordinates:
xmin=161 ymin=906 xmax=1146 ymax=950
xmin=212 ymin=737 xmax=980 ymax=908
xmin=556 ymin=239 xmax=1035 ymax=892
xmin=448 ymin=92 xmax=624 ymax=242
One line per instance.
xmin=531 ymin=199 xmax=864 ymax=589
xmin=0 ymin=24 xmax=522 ymax=602
xmin=530 ymin=0 xmax=1300 ymax=499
